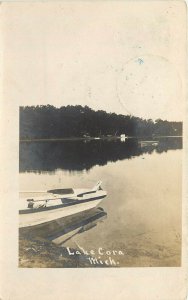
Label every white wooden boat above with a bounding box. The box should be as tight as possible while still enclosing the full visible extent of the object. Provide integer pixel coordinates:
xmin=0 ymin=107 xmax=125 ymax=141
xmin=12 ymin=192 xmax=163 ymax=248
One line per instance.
xmin=19 ymin=181 xmax=107 ymax=228
xmin=20 ymin=207 xmax=107 ymax=245
xmin=139 ymin=140 xmax=159 ymax=147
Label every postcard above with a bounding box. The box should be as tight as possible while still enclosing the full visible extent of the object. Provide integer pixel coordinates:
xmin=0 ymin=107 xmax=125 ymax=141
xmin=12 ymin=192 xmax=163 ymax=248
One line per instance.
xmin=0 ymin=1 xmax=187 ymax=299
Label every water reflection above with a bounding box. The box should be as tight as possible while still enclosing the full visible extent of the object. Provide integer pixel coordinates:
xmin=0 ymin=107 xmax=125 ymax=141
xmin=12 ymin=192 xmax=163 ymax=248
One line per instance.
xmin=19 ymin=137 xmax=182 ymax=173
xmin=19 ymin=207 xmax=107 ymax=246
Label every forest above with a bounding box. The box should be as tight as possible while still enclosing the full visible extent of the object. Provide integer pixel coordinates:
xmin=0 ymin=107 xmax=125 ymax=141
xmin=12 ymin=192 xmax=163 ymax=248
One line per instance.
xmin=19 ymin=105 xmax=182 ymax=139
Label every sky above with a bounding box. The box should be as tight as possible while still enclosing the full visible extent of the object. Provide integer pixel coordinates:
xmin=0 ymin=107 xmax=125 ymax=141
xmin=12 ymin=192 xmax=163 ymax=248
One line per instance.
xmin=3 ymin=1 xmax=186 ymax=121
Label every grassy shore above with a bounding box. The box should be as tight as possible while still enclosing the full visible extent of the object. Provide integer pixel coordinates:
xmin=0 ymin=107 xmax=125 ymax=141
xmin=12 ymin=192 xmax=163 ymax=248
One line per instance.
xmin=19 ymin=236 xmax=91 ymax=268
xmin=19 ymin=235 xmax=108 ymax=268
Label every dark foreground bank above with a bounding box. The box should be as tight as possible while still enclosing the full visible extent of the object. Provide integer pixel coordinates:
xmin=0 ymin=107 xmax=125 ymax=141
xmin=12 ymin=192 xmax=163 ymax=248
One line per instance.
xmin=19 ymin=236 xmax=110 ymax=268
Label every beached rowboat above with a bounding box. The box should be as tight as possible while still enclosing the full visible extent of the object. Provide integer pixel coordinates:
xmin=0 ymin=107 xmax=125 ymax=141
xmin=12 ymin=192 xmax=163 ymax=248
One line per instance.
xmin=19 ymin=181 xmax=107 ymax=228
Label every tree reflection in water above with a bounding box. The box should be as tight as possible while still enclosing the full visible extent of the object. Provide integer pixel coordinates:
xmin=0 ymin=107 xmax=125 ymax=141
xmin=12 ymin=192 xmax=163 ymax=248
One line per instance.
xmin=19 ymin=137 xmax=182 ymax=173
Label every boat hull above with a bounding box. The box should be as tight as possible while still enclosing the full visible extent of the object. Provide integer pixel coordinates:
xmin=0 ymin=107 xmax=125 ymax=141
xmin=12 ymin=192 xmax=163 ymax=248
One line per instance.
xmin=19 ymin=197 xmax=104 ymax=228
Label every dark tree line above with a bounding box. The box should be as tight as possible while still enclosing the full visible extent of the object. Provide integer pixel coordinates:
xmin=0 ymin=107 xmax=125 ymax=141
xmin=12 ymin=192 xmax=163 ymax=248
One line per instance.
xmin=19 ymin=105 xmax=182 ymax=139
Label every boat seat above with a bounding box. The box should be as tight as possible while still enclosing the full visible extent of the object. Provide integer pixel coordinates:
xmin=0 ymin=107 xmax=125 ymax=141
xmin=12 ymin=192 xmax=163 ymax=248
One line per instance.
xmin=47 ymin=188 xmax=74 ymax=195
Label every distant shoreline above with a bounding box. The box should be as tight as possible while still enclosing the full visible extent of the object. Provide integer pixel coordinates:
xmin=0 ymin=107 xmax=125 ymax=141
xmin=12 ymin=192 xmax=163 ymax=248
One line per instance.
xmin=19 ymin=136 xmax=183 ymax=142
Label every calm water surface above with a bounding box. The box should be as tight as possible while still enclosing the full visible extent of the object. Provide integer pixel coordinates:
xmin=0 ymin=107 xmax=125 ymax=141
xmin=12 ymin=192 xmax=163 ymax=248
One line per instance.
xmin=19 ymin=138 xmax=182 ymax=267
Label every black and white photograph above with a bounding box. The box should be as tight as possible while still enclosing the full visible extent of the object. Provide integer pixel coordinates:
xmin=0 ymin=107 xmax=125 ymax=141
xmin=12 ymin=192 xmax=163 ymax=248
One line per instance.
xmin=1 ymin=2 xmax=187 ymax=298
xmin=16 ymin=1 xmax=185 ymax=269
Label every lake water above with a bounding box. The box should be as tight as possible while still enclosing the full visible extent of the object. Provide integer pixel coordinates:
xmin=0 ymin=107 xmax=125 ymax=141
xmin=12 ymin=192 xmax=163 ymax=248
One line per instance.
xmin=19 ymin=137 xmax=182 ymax=267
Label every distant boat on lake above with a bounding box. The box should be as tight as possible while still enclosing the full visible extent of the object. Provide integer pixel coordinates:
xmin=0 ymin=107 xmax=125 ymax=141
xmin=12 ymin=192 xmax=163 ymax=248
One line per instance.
xmin=139 ymin=140 xmax=159 ymax=147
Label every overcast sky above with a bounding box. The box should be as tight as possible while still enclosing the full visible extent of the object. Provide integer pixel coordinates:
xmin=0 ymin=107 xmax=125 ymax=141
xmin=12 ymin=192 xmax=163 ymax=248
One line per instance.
xmin=3 ymin=1 xmax=186 ymax=121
